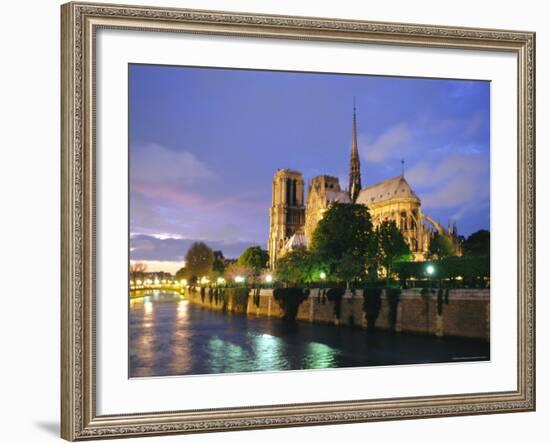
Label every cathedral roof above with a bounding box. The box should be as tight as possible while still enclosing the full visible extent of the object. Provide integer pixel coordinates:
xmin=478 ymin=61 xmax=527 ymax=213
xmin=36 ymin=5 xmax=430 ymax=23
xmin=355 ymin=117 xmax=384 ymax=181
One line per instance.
xmin=325 ymin=190 xmax=351 ymax=204
xmin=356 ymin=175 xmax=419 ymax=206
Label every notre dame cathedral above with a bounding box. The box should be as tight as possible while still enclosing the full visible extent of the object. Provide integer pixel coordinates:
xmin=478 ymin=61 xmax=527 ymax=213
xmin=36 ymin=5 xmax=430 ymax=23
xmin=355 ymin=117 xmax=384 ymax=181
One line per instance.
xmin=268 ymin=105 xmax=461 ymax=269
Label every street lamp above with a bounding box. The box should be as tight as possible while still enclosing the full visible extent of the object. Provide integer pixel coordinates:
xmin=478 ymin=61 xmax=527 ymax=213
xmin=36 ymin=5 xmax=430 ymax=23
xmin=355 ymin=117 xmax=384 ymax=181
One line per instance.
xmin=319 ymin=271 xmax=327 ymax=280
xmin=216 ymin=277 xmax=225 ymax=285
xmin=235 ymin=275 xmax=245 ymax=284
xmin=265 ymin=274 xmax=273 ymax=284
xmin=426 ymin=264 xmax=435 ymax=289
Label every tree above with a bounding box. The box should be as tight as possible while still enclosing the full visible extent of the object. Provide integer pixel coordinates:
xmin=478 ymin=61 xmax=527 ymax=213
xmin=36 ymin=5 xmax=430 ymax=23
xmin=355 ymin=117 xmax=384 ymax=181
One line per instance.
xmin=224 ymin=262 xmax=254 ymax=283
xmin=462 ymin=229 xmax=490 ymax=257
xmin=310 ymin=203 xmax=375 ymax=282
xmin=428 ymin=233 xmax=456 ymax=260
xmin=130 ymin=261 xmax=147 ymax=281
xmin=212 ymin=250 xmax=226 ymax=277
xmin=237 ymin=246 xmax=269 ymax=273
xmin=175 ymin=266 xmax=188 ymax=281
xmin=275 ymin=250 xmax=317 ymax=284
xmin=375 ymin=220 xmax=411 ymax=280
xmin=184 ymin=242 xmax=214 ymax=281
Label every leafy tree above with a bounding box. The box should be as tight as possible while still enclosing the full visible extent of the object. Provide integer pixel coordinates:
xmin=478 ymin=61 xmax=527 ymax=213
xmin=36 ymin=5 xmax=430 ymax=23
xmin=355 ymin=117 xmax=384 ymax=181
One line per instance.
xmin=237 ymin=246 xmax=269 ymax=272
xmin=212 ymin=250 xmax=226 ymax=277
xmin=374 ymin=220 xmax=411 ymax=280
xmin=428 ymin=233 xmax=456 ymax=260
xmin=175 ymin=266 xmax=188 ymax=281
xmin=334 ymin=253 xmax=366 ymax=286
xmin=130 ymin=262 xmax=147 ymax=281
xmin=462 ymin=229 xmax=490 ymax=257
xmin=275 ymin=250 xmax=317 ymax=284
xmin=310 ymin=203 xmax=375 ymax=282
xmin=184 ymin=242 xmax=214 ymax=281
xmin=224 ymin=262 xmax=253 ymax=282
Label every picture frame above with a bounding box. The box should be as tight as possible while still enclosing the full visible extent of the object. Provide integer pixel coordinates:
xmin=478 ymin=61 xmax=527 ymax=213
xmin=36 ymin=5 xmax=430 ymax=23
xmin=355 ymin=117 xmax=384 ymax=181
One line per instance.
xmin=60 ymin=1 xmax=536 ymax=440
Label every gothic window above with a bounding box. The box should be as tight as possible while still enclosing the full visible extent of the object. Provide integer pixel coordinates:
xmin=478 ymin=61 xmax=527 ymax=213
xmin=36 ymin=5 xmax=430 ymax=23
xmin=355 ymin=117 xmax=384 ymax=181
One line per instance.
xmin=286 ymin=178 xmax=292 ymax=205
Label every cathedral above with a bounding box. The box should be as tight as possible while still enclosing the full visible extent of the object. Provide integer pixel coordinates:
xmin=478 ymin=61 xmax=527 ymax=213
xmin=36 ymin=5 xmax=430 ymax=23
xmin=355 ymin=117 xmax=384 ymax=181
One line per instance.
xmin=267 ymin=106 xmax=461 ymax=269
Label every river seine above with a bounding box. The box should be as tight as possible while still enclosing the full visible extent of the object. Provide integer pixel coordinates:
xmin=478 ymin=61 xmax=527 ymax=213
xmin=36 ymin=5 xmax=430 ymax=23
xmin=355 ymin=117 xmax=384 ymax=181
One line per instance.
xmin=129 ymin=291 xmax=489 ymax=377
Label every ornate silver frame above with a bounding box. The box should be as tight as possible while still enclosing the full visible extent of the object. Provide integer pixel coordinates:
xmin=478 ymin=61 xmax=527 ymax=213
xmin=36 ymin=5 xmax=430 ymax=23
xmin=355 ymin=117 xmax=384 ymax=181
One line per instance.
xmin=61 ymin=2 xmax=536 ymax=440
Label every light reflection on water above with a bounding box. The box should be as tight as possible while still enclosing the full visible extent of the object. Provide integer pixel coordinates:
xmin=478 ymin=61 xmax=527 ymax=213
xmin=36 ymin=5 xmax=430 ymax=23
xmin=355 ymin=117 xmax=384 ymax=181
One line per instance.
xmin=129 ymin=292 xmax=489 ymax=377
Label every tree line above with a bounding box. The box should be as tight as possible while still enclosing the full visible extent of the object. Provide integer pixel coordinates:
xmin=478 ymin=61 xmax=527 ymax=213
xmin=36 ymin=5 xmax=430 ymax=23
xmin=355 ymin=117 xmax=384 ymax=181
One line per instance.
xmin=175 ymin=203 xmax=490 ymax=287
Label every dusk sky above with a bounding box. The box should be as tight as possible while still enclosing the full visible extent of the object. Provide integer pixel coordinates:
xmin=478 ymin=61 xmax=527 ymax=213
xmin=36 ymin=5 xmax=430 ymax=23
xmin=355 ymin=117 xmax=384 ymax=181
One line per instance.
xmin=129 ymin=64 xmax=490 ymax=273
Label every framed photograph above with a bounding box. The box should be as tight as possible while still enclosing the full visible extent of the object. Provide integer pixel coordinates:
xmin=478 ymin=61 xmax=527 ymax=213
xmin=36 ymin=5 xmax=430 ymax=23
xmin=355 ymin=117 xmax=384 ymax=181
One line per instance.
xmin=61 ymin=1 xmax=536 ymax=440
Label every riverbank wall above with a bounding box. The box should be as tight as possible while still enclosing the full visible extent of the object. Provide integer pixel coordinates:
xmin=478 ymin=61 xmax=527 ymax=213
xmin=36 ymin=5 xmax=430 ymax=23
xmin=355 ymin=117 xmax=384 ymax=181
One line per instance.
xmin=186 ymin=288 xmax=490 ymax=341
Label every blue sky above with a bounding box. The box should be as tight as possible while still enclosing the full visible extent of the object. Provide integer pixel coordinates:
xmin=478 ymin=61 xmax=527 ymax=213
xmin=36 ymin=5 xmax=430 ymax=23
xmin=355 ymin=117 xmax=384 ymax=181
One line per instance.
xmin=129 ymin=64 xmax=490 ymax=271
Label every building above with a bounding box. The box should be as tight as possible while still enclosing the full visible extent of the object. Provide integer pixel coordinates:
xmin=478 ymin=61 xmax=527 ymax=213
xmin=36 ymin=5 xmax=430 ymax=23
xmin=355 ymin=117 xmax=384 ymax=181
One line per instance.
xmin=267 ymin=105 xmax=461 ymax=268
xmin=267 ymin=169 xmax=306 ymax=268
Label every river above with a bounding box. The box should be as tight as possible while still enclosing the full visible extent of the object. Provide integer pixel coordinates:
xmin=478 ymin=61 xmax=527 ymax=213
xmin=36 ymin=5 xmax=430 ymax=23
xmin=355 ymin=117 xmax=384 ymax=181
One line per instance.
xmin=129 ymin=291 xmax=489 ymax=377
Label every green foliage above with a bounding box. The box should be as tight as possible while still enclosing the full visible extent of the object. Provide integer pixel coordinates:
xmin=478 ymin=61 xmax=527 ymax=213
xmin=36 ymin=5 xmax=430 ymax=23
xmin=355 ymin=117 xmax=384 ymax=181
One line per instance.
xmin=224 ymin=287 xmax=250 ymax=313
xmin=374 ymin=220 xmax=412 ymax=279
xmin=175 ymin=267 xmax=188 ymax=281
xmin=395 ymin=256 xmax=490 ymax=287
xmin=253 ymin=287 xmax=261 ymax=307
xmin=275 ymin=250 xmax=318 ymax=284
xmin=310 ymin=203 xmax=375 ymax=282
xmin=362 ymin=287 xmax=382 ymax=331
xmin=238 ymin=246 xmax=269 ymax=272
xmin=463 ymin=229 xmax=490 ymax=257
xmin=428 ymin=233 xmax=456 ymax=260
xmin=212 ymin=257 xmax=226 ymax=277
xmin=200 ymin=286 xmax=206 ymax=302
xmin=210 ymin=286 xmax=222 ymax=305
xmin=224 ymin=262 xmax=253 ymax=282
xmin=326 ymin=287 xmax=346 ymax=320
xmin=386 ymin=288 xmax=402 ymax=328
xmin=185 ymin=242 xmax=214 ymax=280
xmin=273 ymin=287 xmax=309 ymax=320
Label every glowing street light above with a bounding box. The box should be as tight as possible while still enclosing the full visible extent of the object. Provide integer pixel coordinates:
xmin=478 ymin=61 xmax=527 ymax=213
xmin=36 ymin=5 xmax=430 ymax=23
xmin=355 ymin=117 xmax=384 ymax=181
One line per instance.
xmin=235 ymin=275 xmax=245 ymax=283
xmin=319 ymin=271 xmax=327 ymax=280
xmin=180 ymin=279 xmax=188 ymax=286
xmin=426 ymin=265 xmax=435 ymax=276
xmin=265 ymin=274 xmax=273 ymax=283
xmin=200 ymin=276 xmax=210 ymax=285
xmin=216 ymin=277 xmax=225 ymax=285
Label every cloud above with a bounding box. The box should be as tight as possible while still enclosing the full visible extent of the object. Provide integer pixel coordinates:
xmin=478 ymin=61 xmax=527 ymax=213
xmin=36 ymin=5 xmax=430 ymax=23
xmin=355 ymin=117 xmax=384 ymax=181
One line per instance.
xmin=360 ymin=124 xmax=412 ymax=163
xmin=131 ymin=142 xmax=217 ymax=186
xmin=407 ymin=152 xmax=489 ymax=221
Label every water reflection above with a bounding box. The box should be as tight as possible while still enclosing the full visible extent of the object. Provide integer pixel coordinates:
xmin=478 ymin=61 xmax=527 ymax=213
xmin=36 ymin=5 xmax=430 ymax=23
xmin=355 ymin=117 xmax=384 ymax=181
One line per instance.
xmin=129 ymin=292 xmax=489 ymax=377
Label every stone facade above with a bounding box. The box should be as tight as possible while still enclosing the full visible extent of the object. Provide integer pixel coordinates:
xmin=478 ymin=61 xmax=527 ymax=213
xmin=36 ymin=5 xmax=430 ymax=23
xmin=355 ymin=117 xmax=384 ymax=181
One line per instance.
xmin=268 ymin=169 xmax=305 ymax=268
xmin=304 ymin=175 xmax=350 ymax=244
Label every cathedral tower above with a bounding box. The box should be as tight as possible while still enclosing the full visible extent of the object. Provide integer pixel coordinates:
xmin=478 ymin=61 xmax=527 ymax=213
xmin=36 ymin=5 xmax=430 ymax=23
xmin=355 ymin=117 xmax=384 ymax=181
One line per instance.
xmin=349 ymin=104 xmax=362 ymax=202
xmin=268 ymin=169 xmax=305 ymax=268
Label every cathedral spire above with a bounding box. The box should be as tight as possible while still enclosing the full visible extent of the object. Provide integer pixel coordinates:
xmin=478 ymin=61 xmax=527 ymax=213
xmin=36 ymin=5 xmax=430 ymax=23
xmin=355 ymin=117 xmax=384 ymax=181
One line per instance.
xmin=349 ymin=101 xmax=362 ymax=202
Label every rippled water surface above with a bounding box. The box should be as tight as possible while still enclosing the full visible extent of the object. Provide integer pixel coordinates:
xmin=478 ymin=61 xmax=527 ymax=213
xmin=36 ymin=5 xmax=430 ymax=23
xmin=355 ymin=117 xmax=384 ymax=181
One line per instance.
xmin=129 ymin=291 xmax=489 ymax=377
